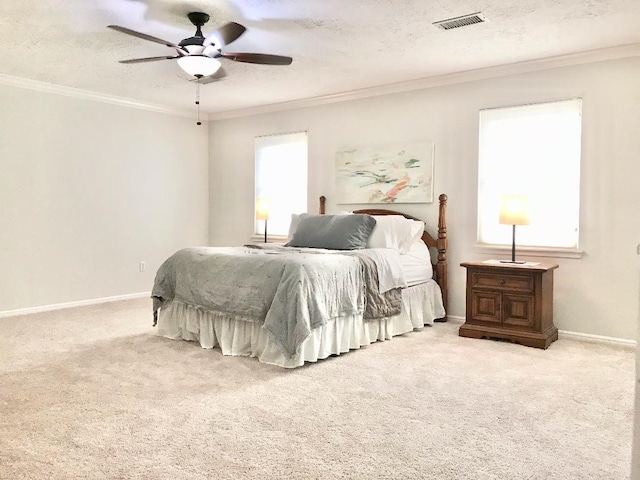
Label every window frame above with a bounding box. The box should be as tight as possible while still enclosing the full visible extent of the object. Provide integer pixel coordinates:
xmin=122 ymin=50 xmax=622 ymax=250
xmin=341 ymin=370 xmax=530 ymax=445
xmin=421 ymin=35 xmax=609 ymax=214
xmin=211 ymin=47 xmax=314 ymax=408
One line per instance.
xmin=475 ymin=98 xmax=584 ymax=259
xmin=254 ymin=131 xmax=308 ymax=240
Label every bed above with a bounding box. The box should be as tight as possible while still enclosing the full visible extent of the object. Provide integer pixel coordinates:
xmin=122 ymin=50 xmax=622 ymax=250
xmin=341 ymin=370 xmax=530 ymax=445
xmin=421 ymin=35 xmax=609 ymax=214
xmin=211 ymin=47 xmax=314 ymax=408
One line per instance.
xmin=152 ymin=194 xmax=448 ymax=368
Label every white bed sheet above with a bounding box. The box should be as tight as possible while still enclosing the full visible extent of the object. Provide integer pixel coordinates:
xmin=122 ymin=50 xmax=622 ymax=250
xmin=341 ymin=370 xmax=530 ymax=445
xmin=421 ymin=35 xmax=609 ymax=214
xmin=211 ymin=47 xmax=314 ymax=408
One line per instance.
xmin=156 ymin=279 xmax=445 ymax=368
xmin=400 ymin=240 xmax=433 ymax=287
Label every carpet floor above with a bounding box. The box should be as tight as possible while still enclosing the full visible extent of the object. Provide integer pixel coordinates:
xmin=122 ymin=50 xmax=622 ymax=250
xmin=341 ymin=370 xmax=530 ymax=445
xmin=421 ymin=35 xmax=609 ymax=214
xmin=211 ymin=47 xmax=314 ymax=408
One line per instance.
xmin=0 ymin=298 xmax=635 ymax=479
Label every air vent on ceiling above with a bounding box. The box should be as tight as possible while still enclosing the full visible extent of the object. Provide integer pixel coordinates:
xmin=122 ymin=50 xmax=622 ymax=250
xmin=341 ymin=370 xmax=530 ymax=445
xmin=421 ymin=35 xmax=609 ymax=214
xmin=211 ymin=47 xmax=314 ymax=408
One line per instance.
xmin=433 ymin=12 xmax=487 ymax=30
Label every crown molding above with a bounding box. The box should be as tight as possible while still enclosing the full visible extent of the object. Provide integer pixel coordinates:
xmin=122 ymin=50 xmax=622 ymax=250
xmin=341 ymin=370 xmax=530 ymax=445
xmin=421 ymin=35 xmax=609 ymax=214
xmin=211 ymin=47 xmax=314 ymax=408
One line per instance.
xmin=0 ymin=73 xmax=193 ymax=118
xmin=208 ymin=42 xmax=640 ymax=121
xmin=2 ymin=42 xmax=639 ymax=122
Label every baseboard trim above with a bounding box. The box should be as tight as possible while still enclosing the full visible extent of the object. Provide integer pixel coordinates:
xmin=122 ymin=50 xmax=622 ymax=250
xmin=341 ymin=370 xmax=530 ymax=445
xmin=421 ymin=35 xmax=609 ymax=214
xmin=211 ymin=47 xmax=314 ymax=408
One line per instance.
xmin=558 ymin=329 xmax=636 ymax=348
xmin=446 ymin=315 xmax=466 ymax=325
xmin=0 ymin=292 xmax=151 ymax=319
xmin=447 ymin=316 xmax=635 ymax=347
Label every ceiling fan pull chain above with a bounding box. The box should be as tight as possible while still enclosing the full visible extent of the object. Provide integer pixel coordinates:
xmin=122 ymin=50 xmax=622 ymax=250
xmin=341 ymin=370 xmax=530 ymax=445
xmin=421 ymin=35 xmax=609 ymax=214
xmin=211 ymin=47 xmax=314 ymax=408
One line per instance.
xmin=196 ymin=76 xmax=202 ymax=126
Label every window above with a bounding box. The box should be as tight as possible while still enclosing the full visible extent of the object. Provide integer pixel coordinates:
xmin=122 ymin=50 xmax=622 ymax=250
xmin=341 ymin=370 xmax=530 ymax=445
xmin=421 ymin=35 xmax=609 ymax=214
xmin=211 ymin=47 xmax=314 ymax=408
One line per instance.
xmin=477 ymin=98 xmax=582 ymax=250
xmin=255 ymin=132 xmax=308 ymax=237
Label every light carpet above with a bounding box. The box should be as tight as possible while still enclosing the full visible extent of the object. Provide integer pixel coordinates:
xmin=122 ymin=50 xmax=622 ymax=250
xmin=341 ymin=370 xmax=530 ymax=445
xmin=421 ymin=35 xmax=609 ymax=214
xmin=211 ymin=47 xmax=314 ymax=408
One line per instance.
xmin=0 ymin=298 xmax=634 ymax=480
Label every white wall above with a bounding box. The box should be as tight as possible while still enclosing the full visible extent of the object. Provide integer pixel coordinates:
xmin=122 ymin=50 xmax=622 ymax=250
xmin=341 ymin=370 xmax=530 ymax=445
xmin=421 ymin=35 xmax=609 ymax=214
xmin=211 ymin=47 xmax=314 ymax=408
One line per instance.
xmin=633 ymin=356 xmax=640 ymax=478
xmin=208 ymin=55 xmax=640 ymax=341
xmin=632 ymin=260 xmax=640 ymax=479
xmin=0 ymin=85 xmax=209 ymax=313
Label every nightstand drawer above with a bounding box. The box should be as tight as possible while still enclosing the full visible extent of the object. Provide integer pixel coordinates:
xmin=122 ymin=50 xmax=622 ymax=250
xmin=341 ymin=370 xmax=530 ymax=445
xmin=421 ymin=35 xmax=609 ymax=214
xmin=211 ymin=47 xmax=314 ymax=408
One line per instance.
xmin=471 ymin=272 xmax=534 ymax=293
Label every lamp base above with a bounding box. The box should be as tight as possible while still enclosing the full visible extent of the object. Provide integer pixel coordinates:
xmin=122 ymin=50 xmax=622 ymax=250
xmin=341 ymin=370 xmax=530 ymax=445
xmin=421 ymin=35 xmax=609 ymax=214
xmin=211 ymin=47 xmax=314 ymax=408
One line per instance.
xmin=499 ymin=260 xmax=526 ymax=264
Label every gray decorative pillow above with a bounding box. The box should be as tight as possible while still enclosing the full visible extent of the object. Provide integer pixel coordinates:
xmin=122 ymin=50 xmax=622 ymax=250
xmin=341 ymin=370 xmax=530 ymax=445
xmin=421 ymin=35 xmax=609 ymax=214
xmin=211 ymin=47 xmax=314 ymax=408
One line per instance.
xmin=286 ymin=214 xmax=377 ymax=250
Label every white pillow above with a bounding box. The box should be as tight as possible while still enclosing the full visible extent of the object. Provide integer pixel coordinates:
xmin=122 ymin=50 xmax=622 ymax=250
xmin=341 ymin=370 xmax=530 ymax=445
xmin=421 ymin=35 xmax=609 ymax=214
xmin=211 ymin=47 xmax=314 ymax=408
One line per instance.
xmin=367 ymin=216 xmax=424 ymax=253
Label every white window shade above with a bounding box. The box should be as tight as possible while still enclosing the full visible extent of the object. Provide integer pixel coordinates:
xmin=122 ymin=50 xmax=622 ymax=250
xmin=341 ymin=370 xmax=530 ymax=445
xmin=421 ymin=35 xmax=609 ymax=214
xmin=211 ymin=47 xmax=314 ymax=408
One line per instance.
xmin=478 ymin=99 xmax=582 ymax=249
xmin=255 ymin=132 xmax=308 ymax=236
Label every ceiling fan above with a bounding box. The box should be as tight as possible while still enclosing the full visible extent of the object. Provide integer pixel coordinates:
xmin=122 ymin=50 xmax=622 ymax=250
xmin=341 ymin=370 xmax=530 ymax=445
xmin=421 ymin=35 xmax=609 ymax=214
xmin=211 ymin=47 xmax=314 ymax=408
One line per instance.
xmin=108 ymin=12 xmax=293 ymax=83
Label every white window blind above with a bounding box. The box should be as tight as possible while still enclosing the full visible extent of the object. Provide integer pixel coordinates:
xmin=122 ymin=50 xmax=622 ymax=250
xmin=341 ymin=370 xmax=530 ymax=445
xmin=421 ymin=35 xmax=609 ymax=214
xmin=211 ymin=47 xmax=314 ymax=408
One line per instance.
xmin=477 ymin=98 xmax=582 ymax=249
xmin=255 ymin=132 xmax=308 ymax=236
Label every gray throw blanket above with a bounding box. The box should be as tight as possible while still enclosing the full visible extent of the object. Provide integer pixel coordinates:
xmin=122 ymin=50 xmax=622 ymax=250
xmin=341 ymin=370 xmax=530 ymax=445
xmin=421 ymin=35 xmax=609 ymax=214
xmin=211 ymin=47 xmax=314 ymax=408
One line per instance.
xmin=152 ymin=245 xmax=401 ymax=358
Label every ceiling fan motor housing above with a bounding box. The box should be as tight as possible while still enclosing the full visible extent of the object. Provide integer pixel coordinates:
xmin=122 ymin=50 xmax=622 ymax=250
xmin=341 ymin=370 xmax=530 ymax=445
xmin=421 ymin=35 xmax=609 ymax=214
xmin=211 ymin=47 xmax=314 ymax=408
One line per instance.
xmin=179 ymin=12 xmax=210 ymax=47
xmin=187 ymin=12 xmax=209 ymax=27
xmin=179 ymin=36 xmax=206 ymax=47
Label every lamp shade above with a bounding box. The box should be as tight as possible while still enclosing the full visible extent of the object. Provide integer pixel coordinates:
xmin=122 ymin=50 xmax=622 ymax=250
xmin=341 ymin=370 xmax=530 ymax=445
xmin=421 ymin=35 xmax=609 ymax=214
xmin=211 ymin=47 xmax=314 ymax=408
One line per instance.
xmin=177 ymin=55 xmax=222 ymax=77
xmin=499 ymin=194 xmax=530 ymax=225
xmin=256 ymin=198 xmax=270 ymax=221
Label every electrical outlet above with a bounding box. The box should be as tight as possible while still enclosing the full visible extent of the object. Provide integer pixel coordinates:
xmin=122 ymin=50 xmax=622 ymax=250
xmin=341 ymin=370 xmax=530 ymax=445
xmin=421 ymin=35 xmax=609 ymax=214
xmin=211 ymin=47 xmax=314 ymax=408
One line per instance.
xmin=139 ymin=261 xmax=146 ymax=272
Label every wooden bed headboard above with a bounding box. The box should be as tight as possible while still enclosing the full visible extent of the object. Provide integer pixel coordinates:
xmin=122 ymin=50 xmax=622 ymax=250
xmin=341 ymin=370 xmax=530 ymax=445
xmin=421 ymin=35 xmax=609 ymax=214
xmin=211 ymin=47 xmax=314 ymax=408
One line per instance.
xmin=318 ymin=194 xmax=448 ymax=320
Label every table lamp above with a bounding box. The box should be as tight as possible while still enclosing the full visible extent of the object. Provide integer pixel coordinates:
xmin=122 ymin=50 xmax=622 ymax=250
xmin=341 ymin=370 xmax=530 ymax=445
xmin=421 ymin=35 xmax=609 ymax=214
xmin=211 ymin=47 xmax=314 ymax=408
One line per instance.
xmin=255 ymin=198 xmax=270 ymax=243
xmin=499 ymin=194 xmax=530 ymax=264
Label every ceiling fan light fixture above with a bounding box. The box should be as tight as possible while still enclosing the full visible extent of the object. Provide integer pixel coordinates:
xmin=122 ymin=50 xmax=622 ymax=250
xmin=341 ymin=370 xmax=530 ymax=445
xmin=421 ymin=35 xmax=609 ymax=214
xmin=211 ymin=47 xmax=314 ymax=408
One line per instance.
xmin=177 ymin=55 xmax=221 ymax=77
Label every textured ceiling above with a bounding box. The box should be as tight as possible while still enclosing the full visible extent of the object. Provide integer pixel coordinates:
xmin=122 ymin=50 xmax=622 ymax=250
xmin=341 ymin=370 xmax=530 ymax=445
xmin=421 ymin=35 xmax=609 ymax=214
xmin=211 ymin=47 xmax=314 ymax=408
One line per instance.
xmin=2 ymin=0 xmax=640 ymax=116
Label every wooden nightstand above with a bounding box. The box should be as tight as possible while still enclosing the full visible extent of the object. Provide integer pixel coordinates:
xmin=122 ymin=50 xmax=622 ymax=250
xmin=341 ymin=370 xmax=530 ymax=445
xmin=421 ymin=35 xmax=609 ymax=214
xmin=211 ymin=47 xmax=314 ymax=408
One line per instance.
xmin=459 ymin=261 xmax=559 ymax=349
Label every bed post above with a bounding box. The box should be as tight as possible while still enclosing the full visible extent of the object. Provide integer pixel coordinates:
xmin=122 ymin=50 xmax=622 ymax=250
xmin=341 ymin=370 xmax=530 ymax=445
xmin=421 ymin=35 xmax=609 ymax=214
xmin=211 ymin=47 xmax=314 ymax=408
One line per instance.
xmin=319 ymin=195 xmax=326 ymax=215
xmin=435 ymin=194 xmax=448 ymax=321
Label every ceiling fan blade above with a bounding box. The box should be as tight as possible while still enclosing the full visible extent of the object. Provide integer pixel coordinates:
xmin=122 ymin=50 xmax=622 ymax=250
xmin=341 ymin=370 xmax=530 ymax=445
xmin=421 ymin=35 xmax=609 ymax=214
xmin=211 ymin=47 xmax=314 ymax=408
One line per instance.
xmin=203 ymin=22 xmax=246 ymax=47
xmin=189 ymin=67 xmax=227 ymax=84
xmin=220 ymin=52 xmax=293 ymax=65
xmin=108 ymin=25 xmax=187 ymax=54
xmin=119 ymin=56 xmax=179 ymax=64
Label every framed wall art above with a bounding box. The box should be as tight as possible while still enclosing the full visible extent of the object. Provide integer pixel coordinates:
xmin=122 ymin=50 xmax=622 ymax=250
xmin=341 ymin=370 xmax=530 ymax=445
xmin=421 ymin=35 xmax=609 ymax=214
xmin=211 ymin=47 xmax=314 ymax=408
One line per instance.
xmin=335 ymin=140 xmax=435 ymax=204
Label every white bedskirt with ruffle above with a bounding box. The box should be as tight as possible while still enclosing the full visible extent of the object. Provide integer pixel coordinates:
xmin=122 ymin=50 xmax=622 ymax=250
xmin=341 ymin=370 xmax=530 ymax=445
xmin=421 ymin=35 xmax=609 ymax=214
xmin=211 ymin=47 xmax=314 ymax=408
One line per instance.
xmin=156 ymin=280 xmax=445 ymax=368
